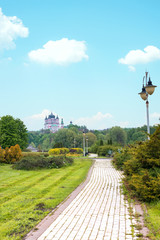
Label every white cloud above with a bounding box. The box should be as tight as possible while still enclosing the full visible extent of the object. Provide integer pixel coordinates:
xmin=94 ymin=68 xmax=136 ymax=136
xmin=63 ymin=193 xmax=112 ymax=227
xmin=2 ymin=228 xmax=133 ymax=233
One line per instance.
xmin=118 ymin=121 xmax=129 ymax=128
xmin=29 ymin=109 xmax=52 ymax=120
xmin=119 ymin=46 xmax=160 ymax=65
xmin=119 ymin=46 xmax=160 ymax=71
xmin=149 ymin=112 xmax=160 ymax=126
xmin=150 ymin=112 xmax=160 ymax=119
xmin=75 ymin=112 xmax=113 ymax=130
xmin=28 ymin=38 xmax=88 ymax=65
xmin=0 ymin=8 xmax=29 ymax=50
xmin=128 ymin=65 xmax=136 ymax=72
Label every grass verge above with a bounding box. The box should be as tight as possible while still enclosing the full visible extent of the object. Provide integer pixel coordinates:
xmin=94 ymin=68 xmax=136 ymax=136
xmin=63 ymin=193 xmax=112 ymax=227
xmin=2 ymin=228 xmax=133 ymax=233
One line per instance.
xmin=144 ymin=201 xmax=160 ymax=240
xmin=121 ymin=179 xmax=160 ymax=240
xmin=0 ymin=158 xmax=92 ymax=240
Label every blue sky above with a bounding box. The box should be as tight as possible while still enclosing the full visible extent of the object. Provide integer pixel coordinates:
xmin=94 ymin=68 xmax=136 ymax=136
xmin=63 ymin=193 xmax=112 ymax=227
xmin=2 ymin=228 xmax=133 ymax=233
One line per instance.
xmin=0 ymin=0 xmax=160 ymax=130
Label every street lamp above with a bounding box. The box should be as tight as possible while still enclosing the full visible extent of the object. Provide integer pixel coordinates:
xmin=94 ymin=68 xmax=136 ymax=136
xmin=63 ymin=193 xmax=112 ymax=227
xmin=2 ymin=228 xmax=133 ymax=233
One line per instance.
xmin=83 ymin=130 xmax=85 ymax=156
xmin=139 ymin=72 xmax=157 ymax=138
xmin=86 ymin=137 xmax=88 ymax=155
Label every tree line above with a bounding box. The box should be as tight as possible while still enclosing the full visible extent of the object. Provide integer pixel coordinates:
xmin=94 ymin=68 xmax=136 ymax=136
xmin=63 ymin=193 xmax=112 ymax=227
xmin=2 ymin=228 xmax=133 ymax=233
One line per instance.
xmin=28 ymin=124 xmax=156 ymax=151
xmin=0 ymin=115 xmax=156 ymax=151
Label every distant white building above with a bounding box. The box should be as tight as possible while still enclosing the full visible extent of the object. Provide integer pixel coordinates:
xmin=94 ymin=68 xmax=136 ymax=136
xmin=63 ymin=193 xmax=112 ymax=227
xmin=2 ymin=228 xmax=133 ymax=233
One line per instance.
xmin=27 ymin=144 xmax=38 ymax=152
xmin=44 ymin=113 xmax=64 ymax=133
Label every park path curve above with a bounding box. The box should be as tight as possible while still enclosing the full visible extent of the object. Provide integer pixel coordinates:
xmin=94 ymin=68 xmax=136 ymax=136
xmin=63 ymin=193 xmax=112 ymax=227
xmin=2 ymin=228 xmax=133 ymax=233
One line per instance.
xmin=36 ymin=159 xmax=139 ymax=240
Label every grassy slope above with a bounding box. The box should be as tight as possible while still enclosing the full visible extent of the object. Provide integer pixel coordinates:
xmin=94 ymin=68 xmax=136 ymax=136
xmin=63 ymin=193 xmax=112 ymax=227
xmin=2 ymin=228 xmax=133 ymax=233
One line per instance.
xmin=145 ymin=201 xmax=160 ymax=240
xmin=0 ymin=158 xmax=92 ymax=240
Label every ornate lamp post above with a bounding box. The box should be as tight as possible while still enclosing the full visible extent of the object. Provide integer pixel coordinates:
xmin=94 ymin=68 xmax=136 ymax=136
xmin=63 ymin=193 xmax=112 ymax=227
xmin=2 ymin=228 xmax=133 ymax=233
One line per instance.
xmin=83 ymin=130 xmax=85 ymax=156
xmin=139 ymin=72 xmax=157 ymax=138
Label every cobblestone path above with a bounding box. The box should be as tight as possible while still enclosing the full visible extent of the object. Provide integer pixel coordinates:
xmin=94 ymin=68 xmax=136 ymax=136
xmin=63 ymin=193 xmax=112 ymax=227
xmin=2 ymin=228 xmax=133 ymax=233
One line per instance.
xmin=38 ymin=159 xmax=139 ymax=240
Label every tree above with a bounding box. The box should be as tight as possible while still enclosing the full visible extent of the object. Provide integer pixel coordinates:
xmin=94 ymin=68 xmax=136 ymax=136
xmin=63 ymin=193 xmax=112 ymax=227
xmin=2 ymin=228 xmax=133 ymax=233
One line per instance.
xmin=15 ymin=118 xmax=28 ymax=149
xmin=0 ymin=115 xmax=28 ymax=149
xmin=54 ymin=129 xmax=76 ymax=148
xmin=86 ymin=132 xmax=97 ymax=147
xmin=109 ymin=126 xmax=127 ymax=146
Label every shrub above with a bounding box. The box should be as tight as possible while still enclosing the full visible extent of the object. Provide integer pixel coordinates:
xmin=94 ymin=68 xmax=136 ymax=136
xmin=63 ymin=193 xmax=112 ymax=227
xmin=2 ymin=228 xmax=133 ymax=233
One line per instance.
xmin=89 ymin=144 xmax=99 ymax=153
xmin=113 ymin=147 xmax=132 ymax=170
xmin=69 ymin=148 xmax=83 ymax=154
xmin=50 ymin=156 xmax=73 ymax=168
xmin=97 ymin=145 xmax=118 ymax=157
xmin=13 ymin=155 xmax=73 ymax=170
xmin=48 ymin=148 xmax=69 ymax=156
xmin=22 ymin=152 xmax=49 ymax=157
xmin=66 ymin=153 xmax=81 ymax=157
xmin=53 ymin=142 xmax=63 ymax=148
xmin=114 ymin=125 xmax=160 ymax=202
xmin=128 ymin=171 xmax=160 ymax=202
xmin=0 ymin=144 xmax=22 ymax=164
xmin=13 ymin=155 xmax=48 ymax=170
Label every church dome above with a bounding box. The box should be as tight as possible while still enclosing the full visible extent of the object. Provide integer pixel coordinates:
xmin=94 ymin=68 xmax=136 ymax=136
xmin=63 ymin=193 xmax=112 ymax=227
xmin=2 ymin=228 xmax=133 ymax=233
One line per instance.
xmin=48 ymin=112 xmax=55 ymax=119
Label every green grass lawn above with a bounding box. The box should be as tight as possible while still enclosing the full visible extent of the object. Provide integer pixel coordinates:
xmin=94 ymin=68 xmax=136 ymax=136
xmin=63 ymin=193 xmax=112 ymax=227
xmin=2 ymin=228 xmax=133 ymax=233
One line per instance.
xmin=145 ymin=201 xmax=160 ymax=240
xmin=0 ymin=158 xmax=92 ymax=240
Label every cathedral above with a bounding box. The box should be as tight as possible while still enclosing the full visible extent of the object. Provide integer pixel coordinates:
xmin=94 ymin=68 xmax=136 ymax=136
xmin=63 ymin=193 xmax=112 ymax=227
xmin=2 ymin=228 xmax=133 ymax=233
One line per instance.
xmin=44 ymin=113 xmax=64 ymax=133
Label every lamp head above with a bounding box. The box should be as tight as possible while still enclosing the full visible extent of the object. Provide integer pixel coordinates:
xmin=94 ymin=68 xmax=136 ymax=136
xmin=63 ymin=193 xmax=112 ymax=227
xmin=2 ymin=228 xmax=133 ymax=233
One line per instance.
xmin=145 ymin=77 xmax=157 ymax=95
xmin=139 ymin=85 xmax=147 ymax=100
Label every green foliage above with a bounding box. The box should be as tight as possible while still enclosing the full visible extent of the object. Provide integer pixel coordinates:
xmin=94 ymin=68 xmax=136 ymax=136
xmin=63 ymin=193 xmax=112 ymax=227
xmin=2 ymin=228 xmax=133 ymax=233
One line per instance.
xmin=127 ymin=171 xmax=160 ymax=202
xmin=28 ymin=131 xmax=55 ymax=151
xmin=0 ymin=146 xmax=5 ymax=162
xmin=50 ymin=156 xmax=73 ymax=168
xmin=0 ymin=115 xmax=28 ymax=149
xmin=22 ymin=152 xmax=49 ymax=157
xmin=13 ymin=155 xmax=73 ymax=170
xmin=97 ymin=145 xmax=118 ymax=156
xmin=124 ymin=125 xmax=156 ymax=144
xmin=89 ymin=143 xmax=99 ymax=153
xmin=54 ymin=129 xmax=76 ymax=148
xmin=85 ymin=132 xmax=97 ymax=147
xmin=99 ymin=139 xmax=103 ymax=146
xmin=114 ymin=125 xmax=160 ymax=202
xmin=28 ymin=125 xmax=157 ymax=154
xmin=53 ymin=142 xmax=63 ymax=148
xmin=113 ymin=147 xmax=132 ymax=170
xmin=109 ymin=126 xmax=127 ymax=146
xmin=28 ymin=126 xmax=96 ymax=152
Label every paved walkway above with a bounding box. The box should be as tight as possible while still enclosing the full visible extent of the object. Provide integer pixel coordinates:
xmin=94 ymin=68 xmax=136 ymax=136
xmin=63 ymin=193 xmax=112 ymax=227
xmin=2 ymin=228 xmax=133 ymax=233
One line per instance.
xmin=37 ymin=159 xmax=139 ymax=240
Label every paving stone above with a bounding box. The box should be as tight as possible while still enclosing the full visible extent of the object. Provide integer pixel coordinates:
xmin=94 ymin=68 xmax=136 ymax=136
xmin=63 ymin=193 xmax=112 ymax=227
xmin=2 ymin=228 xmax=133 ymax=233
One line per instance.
xmin=38 ymin=159 xmax=139 ymax=240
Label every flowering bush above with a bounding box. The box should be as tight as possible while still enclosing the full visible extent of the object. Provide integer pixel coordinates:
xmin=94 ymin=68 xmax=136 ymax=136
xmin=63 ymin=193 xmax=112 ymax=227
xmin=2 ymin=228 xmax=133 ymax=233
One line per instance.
xmin=66 ymin=153 xmax=81 ymax=157
xmin=48 ymin=148 xmax=69 ymax=156
xmin=69 ymin=148 xmax=83 ymax=154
